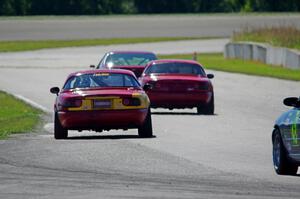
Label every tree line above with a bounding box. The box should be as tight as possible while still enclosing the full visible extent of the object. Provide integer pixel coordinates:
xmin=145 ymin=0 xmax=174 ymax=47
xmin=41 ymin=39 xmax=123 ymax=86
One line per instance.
xmin=1 ymin=0 xmax=300 ymax=16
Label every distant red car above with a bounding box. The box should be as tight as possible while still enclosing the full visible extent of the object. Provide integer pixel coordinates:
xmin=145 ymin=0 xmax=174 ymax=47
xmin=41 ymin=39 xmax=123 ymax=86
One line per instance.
xmin=92 ymin=51 xmax=157 ymax=77
xmin=139 ymin=59 xmax=214 ymax=114
xmin=50 ymin=69 xmax=152 ymax=139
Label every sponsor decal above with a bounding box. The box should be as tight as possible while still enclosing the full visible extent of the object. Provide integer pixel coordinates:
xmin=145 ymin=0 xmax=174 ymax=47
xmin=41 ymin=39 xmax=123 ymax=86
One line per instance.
xmin=291 ymin=110 xmax=300 ymax=146
xmin=93 ymin=73 xmax=110 ymax=76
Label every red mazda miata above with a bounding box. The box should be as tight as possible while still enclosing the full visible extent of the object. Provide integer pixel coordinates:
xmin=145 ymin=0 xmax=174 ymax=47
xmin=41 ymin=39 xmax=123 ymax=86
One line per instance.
xmin=139 ymin=59 xmax=214 ymax=114
xmin=50 ymin=69 xmax=152 ymax=139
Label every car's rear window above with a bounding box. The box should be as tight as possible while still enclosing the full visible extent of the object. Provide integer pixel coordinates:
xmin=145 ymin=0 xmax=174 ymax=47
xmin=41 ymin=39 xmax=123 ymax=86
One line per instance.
xmin=106 ymin=53 xmax=157 ymax=66
xmin=144 ymin=63 xmax=205 ymax=76
xmin=63 ymin=73 xmax=140 ymax=89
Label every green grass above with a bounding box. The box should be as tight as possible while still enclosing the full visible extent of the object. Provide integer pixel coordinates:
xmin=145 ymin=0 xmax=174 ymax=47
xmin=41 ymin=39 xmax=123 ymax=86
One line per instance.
xmin=0 ymin=91 xmax=41 ymax=139
xmin=159 ymin=53 xmax=300 ymax=81
xmin=0 ymin=37 xmax=217 ymax=52
xmin=233 ymin=26 xmax=300 ymax=50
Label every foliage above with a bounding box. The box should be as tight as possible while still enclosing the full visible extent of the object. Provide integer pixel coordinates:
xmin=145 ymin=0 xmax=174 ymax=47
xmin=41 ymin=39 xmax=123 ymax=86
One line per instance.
xmin=1 ymin=0 xmax=300 ymax=15
xmin=233 ymin=26 xmax=300 ymax=50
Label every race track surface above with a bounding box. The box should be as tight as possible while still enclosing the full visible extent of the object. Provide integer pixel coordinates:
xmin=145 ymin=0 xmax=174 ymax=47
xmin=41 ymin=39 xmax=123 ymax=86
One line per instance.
xmin=0 ymin=40 xmax=300 ymax=198
xmin=0 ymin=14 xmax=300 ymax=40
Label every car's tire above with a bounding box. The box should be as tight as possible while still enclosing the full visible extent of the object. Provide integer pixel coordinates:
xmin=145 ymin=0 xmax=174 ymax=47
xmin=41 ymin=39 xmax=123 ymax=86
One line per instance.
xmin=138 ymin=109 xmax=153 ymax=138
xmin=272 ymin=129 xmax=298 ymax=175
xmin=197 ymin=94 xmax=214 ymax=115
xmin=54 ymin=113 xmax=68 ymax=139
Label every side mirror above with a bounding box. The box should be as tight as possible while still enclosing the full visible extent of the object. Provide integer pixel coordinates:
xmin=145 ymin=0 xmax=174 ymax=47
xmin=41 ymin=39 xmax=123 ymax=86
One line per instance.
xmin=283 ymin=97 xmax=299 ymax=107
xmin=90 ymin=65 xmax=95 ymax=68
xmin=207 ymin=74 xmax=214 ymax=79
xmin=50 ymin=87 xmax=60 ymax=96
xmin=143 ymin=84 xmax=152 ymax=91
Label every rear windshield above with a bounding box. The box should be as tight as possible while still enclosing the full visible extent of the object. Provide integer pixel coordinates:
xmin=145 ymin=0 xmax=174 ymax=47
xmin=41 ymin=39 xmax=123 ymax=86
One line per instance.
xmin=63 ymin=73 xmax=140 ymax=89
xmin=106 ymin=53 xmax=157 ymax=66
xmin=144 ymin=63 xmax=205 ymax=76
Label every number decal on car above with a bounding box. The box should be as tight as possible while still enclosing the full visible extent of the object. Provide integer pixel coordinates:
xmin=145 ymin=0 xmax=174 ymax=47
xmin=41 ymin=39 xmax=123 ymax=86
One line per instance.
xmin=291 ymin=110 xmax=300 ymax=146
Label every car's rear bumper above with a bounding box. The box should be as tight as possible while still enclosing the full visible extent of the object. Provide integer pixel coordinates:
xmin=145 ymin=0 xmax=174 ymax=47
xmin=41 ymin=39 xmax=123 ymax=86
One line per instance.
xmin=147 ymin=91 xmax=213 ymax=108
xmin=58 ymin=109 xmax=148 ymax=130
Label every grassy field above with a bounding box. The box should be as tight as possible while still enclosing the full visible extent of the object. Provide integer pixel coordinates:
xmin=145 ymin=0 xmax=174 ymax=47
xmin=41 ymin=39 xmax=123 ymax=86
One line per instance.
xmin=233 ymin=26 xmax=300 ymax=50
xmin=0 ymin=91 xmax=41 ymax=139
xmin=0 ymin=37 xmax=215 ymax=52
xmin=160 ymin=53 xmax=300 ymax=81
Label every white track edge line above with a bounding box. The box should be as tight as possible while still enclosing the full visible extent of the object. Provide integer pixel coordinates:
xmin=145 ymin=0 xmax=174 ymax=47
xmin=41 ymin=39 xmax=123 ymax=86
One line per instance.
xmin=10 ymin=93 xmax=52 ymax=113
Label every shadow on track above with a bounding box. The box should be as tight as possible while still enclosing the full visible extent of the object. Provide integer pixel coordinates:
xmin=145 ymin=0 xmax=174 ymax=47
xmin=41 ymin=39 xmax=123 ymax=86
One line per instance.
xmin=66 ymin=134 xmax=157 ymax=140
xmin=152 ymin=112 xmax=218 ymax=116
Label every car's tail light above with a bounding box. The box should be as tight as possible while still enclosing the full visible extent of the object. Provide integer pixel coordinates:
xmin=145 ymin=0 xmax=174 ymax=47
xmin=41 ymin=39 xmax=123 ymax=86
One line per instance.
xmin=143 ymin=81 xmax=157 ymax=90
xmin=146 ymin=81 xmax=156 ymax=88
xmin=149 ymin=81 xmax=167 ymax=90
xmin=64 ymin=99 xmax=82 ymax=107
xmin=122 ymin=98 xmax=141 ymax=106
xmin=58 ymin=98 xmax=82 ymax=111
xmin=197 ymin=82 xmax=210 ymax=90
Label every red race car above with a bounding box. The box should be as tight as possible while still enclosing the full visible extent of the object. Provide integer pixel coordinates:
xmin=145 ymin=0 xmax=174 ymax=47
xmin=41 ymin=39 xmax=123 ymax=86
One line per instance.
xmin=50 ymin=69 xmax=152 ymax=139
xmin=139 ymin=59 xmax=214 ymax=114
xmin=91 ymin=51 xmax=157 ymax=77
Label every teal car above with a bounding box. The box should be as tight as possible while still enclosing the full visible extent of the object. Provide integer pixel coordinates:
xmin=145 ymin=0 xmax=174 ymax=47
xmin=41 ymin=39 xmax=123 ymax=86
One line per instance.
xmin=272 ymin=97 xmax=300 ymax=175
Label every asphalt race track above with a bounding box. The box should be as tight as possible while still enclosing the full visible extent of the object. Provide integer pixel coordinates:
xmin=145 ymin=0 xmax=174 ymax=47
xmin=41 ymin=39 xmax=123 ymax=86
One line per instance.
xmin=0 ymin=14 xmax=300 ymax=40
xmin=0 ymin=38 xmax=300 ymax=198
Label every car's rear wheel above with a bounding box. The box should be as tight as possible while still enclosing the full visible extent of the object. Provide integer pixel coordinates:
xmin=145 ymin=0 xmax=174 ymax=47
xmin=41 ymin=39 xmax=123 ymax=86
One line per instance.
xmin=197 ymin=95 xmax=214 ymax=115
xmin=54 ymin=113 xmax=68 ymax=139
xmin=272 ymin=129 xmax=298 ymax=175
xmin=138 ymin=109 xmax=153 ymax=138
